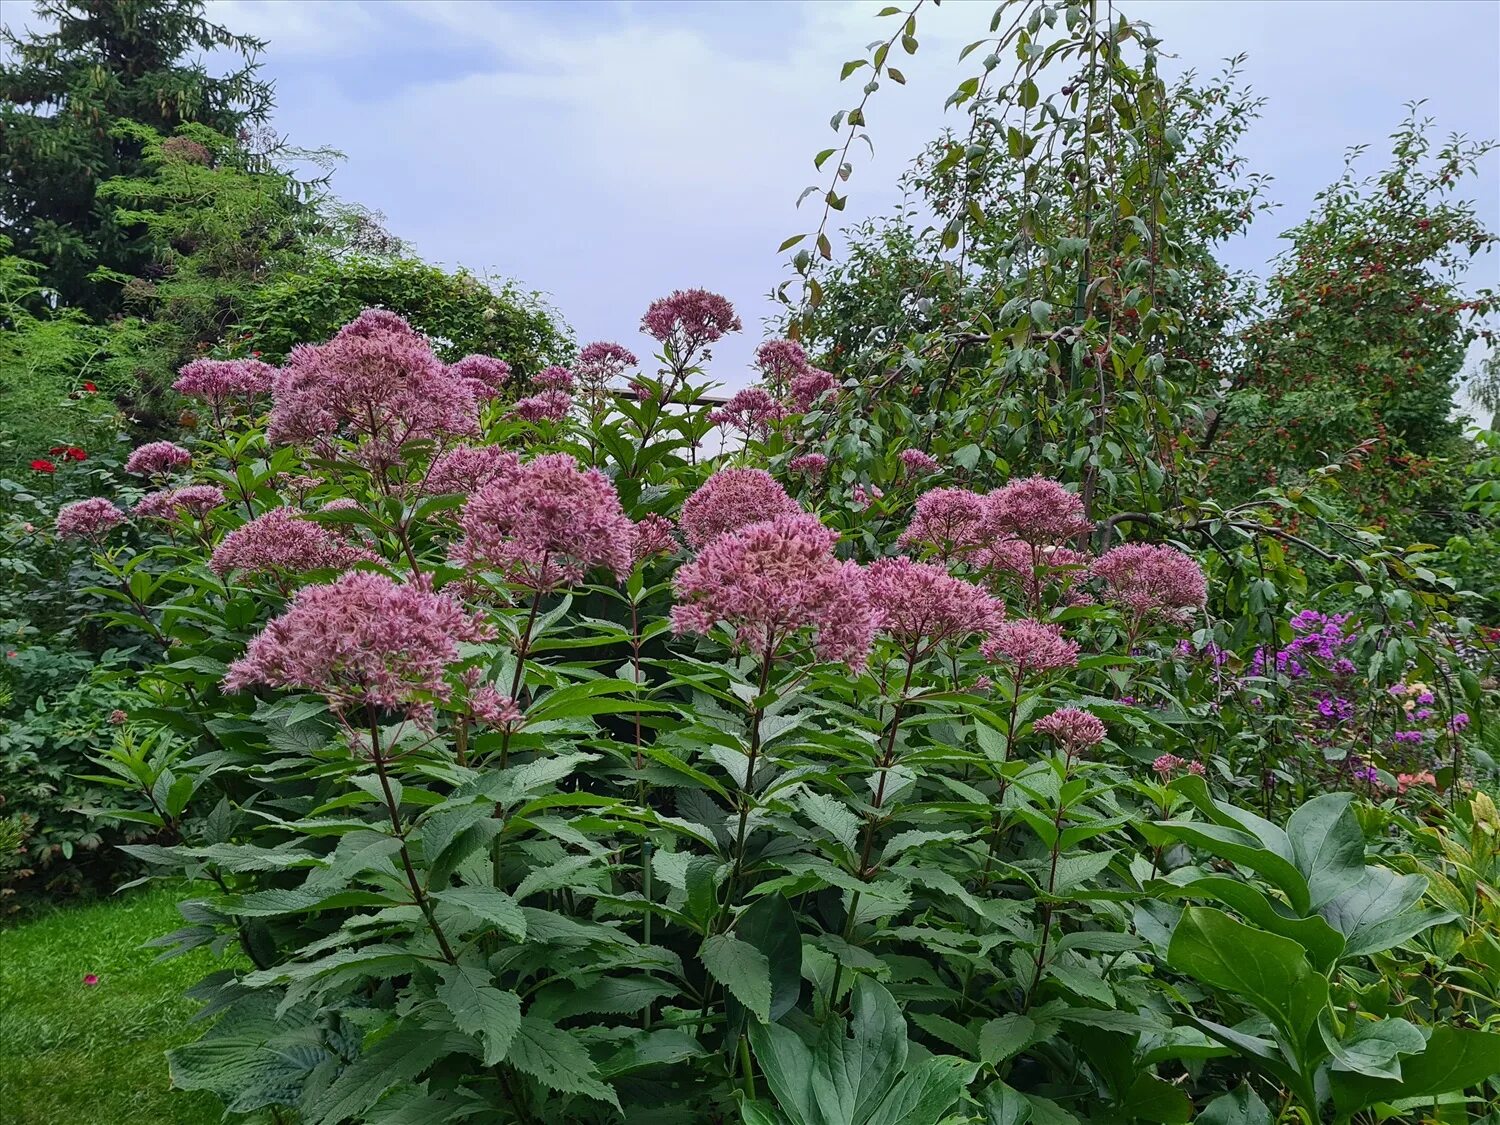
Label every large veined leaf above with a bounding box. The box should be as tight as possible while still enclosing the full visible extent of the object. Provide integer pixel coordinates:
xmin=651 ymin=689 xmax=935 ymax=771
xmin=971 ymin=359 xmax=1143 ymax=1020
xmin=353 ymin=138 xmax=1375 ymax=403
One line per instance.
xmin=1285 ymin=794 xmax=1367 ymax=909
xmin=811 ymin=976 xmax=909 ymax=1125
xmin=1330 ymin=1024 xmax=1500 ymax=1112
xmin=1167 ymin=906 xmax=1326 ymax=1050
xmin=505 ymin=1014 xmax=621 ymax=1110
xmin=1320 ymin=1013 xmax=1425 ymax=1080
xmin=701 ymin=932 xmax=772 ymax=1023
xmin=1196 ymin=1084 xmax=1272 ymax=1125
xmin=435 ymin=963 xmax=521 ymax=1066
xmin=1153 ymin=822 xmax=1310 ymax=915
xmin=860 ymin=1054 xmax=976 ymax=1125
xmin=307 ymin=1026 xmax=477 ymax=1125
xmin=736 ymin=892 xmax=804 ymax=1021
xmin=747 ymin=1021 xmax=817 ymax=1125
xmin=431 ymin=885 xmax=527 ymax=942
xmin=1318 ymin=866 xmax=1456 ymax=958
xmin=1156 ymin=873 xmax=1346 ymax=968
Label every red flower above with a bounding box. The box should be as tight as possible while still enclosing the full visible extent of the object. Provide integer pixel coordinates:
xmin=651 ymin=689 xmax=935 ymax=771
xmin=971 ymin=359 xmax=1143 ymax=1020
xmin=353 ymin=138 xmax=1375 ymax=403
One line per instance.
xmin=83 ymin=973 xmax=100 ymax=986
xmin=30 ymin=459 xmax=56 ymax=473
xmin=65 ymin=446 xmax=87 ymax=461
xmin=82 ymin=382 xmax=98 ymax=393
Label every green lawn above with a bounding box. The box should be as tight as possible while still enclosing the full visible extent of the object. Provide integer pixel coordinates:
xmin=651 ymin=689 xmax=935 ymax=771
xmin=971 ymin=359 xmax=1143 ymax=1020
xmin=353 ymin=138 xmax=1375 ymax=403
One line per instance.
xmin=0 ymin=884 xmax=227 ymax=1125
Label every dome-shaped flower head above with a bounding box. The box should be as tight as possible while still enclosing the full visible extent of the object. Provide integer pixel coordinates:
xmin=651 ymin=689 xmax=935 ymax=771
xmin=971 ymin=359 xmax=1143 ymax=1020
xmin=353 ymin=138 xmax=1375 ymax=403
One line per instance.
xmin=789 ymin=367 xmax=838 ymax=413
xmin=173 ymin=358 xmax=275 ymax=410
xmin=899 ymin=449 xmax=940 ymax=477
xmin=632 ymin=514 xmax=678 ymax=564
xmin=865 ymin=557 xmax=1004 ymax=653
xmin=470 ymin=685 xmax=525 ymax=731
xmin=755 ymin=339 xmax=810 ymax=393
xmin=575 ymin=341 xmax=638 ymax=401
xmin=510 ymin=389 xmax=572 ymax=423
xmin=976 ymin=540 xmax=1091 ymax=609
xmin=670 ymin=513 xmax=875 ymax=669
xmin=171 ymin=484 xmax=227 ymax=517
xmin=55 ymin=498 xmax=125 ymax=541
xmin=641 ymin=289 xmax=742 ymax=355
xmin=425 ymin=445 xmax=520 ymax=496
xmin=534 ymin=365 xmax=575 ymax=392
xmin=448 ymin=355 xmax=511 ymax=400
xmin=788 ymin=453 xmax=829 ymax=477
xmin=680 ymin=468 xmax=802 ymax=550
xmin=983 ymin=476 xmax=1092 ymax=546
xmin=981 ymin=618 xmax=1079 ymax=675
xmin=1092 ymin=543 xmax=1207 ymax=624
xmin=708 ymin=388 xmax=785 ymax=438
xmin=125 ymin=441 xmax=192 ymax=478
xmin=899 ymin=487 xmax=986 ymax=557
xmin=1034 ymin=708 xmax=1106 ymax=754
xmin=211 ymin=507 xmax=377 ymax=578
xmin=224 ymin=572 xmax=492 ymax=717
xmin=455 ymin=453 xmax=633 ymax=591
xmin=269 ymin=309 xmax=478 ymax=453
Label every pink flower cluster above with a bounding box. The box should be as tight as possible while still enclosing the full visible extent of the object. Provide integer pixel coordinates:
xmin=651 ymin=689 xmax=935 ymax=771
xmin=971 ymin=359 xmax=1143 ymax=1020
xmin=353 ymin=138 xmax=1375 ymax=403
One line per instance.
xmin=680 ymin=468 xmax=802 ymax=550
xmin=510 ymin=389 xmax=572 ymax=423
xmin=269 ymin=310 xmax=482 ymax=455
xmin=899 ymin=488 xmax=987 ymax=557
xmin=448 ymin=355 xmax=511 ymax=400
xmin=754 ymin=339 xmax=810 ymax=391
xmin=425 ymin=445 xmax=519 ymax=496
xmin=788 ymin=367 xmax=838 ymax=413
xmin=641 ymin=289 xmax=742 ymax=354
xmin=981 ymin=619 xmax=1079 ymax=675
xmin=788 ymin=453 xmax=828 ymax=477
xmin=134 ymin=486 xmax=226 ymax=522
xmin=225 ymin=572 xmax=492 ymax=717
xmin=709 ymin=388 xmax=785 ymax=438
xmin=210 ymin=507 xmax=376 ymax=578
xmin=534 ymin=365 xmax=575 ymax=392
xmin=55 ymin=498 xmax=125 ymax=540
xmin=899 ymin=449 xmax=940 ymax=476
xmin=470 ymin=685 xmax=524 ymax=730
xmin=575 ymin=342 xmax=637 ymax=399
xmin=983 ymin=477 xmax=1092 ymax=546
xmin=1092 ymin=543 xmax=1207 ymax=623
xmin=865 ymin=557 xmax=1003 ymax=652
xmin=173 ymin=358 xmax=275 ymax=409
xmin=671 ymin=513 xmax=875 ymax=668
xmin=455 ymin=453 xmax=633 ymax=590
xmin=632 ymin=514 xmax=678 ymax=564
xmin=125 ymin=441 xmax=192 ymax=477
xmin=1034 ymin=708 xmax=1107 ymax=752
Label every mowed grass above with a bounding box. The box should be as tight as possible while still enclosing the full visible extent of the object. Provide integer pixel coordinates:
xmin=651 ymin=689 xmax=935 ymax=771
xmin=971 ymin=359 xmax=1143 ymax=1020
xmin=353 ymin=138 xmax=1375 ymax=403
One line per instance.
xmin=0 ymin=884 xmax=227 ymax=1125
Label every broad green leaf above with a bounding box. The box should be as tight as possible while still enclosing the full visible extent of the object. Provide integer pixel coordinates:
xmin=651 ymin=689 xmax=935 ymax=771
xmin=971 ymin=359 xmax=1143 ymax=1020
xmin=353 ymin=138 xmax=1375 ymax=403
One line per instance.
xmin=1320 ymin=867 xmax=1454 ymax=957
xmin=979 ymin=1014 xmax=1034 ymax=1065
xmin=1321 ymin=1014 xmax=1425 ymax=1080
xmin=863 ymin=1055 xmax=977 ymax=1125
xmin=1197 ymin=1083 xmax=1271 ymax=1125
xmin=737 ymin=893 xmax=803 ymax=1021
xmin=748 ymin=1021 xmax=816 ymax=1125
xmin=981 ymin=1081 xmax=1033 ymax=1125
xmin=506 ymin=1015 xmax=621 ymax=1110
xmin=432 ymin=886 xmax=526 ymax=942
xmin=307 ymin=1027 xmax=476 ymax=1125
xmin=1154 ymin=822 xmax=1310 ymax=914
xmin=1331 ymin=1025 xmax=1500 ymax=1112
xmin=1167 ymin=906 xmax=1326 ymax=1048
xmin=701 ymin=933 xmax=772 ymax=1023
xmin=1286 ymin=794 xmax=1366 ymax=908
xmin=1157 ymin=873 xmax=1345 ymax=968
xmin=1117 ymin=1073 xmax=1191 ymax=1123
xmin=812 ymin=977 xmax=908 ymax=1125
xmin=436 ymin=963 xmax=521 ymax=1066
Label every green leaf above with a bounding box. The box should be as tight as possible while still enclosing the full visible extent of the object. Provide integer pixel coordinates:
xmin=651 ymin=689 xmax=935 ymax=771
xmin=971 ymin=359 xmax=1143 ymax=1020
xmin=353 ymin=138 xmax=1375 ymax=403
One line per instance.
xmin=1331 ymin=1025 xmax=1500 ymax=1112
xmin=812 ymin=977 xmax=908 ymax=1125
xmin=1117 ymin=1074 xmax=1191 ymax=1123
xmin=432 ymin=886 xmax=527 ymax=942
xmin=981 ymin=1081 xmax=1033 ymax=1125
xmin=737 ymin=893 xmax=803 ymax=1021
xmin=1322 ymin=1014 xmax=1425 ymax=1080
xmin=748 ymin=1021 xmax=816 ymax=1125
xmin=1154 ymin=821 xmax=1310 ymax=915
xmin=436 ymin=963 xmax=521 ymax=1066
xmin=1167 ymin=906 xmax=1326 ymax=1048
xmin=863 ymin=1055 xmax=977 ymax=1125
xmin=1197 ymin=1083 xmax=1271 ymax=1125
xmin=979 ymin=1014 xmax=1034 ymax=1065
xmin=1157 ymin=874 xmax=1345 ymax=968
xmin=1286 ymin=794 xmax=1366 ymax=909
xmin=308 ymin=1027 xmax=476 ymax=1125
xmin=1319 ymin=867 xmax=1454 ymax=957
xmin=701 ymin=933 xmax=772 ymax=1023
xmin=506 ymin=1015 xmax=621 ymax=1110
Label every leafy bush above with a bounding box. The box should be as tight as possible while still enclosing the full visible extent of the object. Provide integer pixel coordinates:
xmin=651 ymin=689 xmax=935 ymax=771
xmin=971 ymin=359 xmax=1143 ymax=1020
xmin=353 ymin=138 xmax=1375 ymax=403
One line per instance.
xmin=51 ymin=296 xmax=1499 ymax=1123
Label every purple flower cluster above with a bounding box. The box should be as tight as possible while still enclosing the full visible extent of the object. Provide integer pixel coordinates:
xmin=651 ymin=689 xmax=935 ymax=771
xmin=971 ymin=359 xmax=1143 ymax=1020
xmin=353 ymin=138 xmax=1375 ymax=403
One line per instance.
xmin=680 ymin=469 xmax=802 ymax=550
xmin=55 ymin=498 xmax=125 ymax=541
xmin=125 ymin=441 xmax=192 ymax=478
xmin=641 ymin=289 xmax=742 ymax=355
xmin=864 ymin=557 xmax=1004 ymax=651
xmin=211 ymin=507 xmax=376 ymax=578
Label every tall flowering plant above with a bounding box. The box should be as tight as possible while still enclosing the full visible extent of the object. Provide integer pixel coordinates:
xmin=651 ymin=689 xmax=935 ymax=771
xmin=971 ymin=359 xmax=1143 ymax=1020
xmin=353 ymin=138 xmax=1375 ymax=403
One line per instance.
xmin=46 ymin=296 xmax=1499 ymax=1124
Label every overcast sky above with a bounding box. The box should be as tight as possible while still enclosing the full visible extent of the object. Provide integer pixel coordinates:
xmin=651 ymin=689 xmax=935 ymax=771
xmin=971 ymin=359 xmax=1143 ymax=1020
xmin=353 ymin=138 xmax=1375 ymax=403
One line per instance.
xmin=13 ymin=1 xmax=1500 ymax=390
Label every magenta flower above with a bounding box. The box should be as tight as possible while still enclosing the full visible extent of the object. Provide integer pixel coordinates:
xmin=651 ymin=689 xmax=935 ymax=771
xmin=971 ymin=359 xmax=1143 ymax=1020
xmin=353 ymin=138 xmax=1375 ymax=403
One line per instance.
xmin=709 ymin=388 xmax=785 ymax=438
xmin=269 ymin=310 xmax=479 ymax=455
xmin=109 ymin=709 xmax=128 ymax=725
xmin=425 ymin=445 xmax=520 ymax=496
xmin=976 ymin=540 xmax=1091 ymax=608
xmin=640 ymin=289 xmax=742 ymax=354
xmin=448 ymin=354 xmax=511 ymax=400
xmin=224 ymin=572 xmax=491 ymax=717
xmin=510 ymin=389 xmax=572 ymax=423
xmin=789 ymin=367 xmax=838 ymax=413
xmin=980 ymin=618 xmax=1079 ymax=675
xmin=899 ymin=487 xmax=987 ymax=557
xmin=575 ymin=341 xmax=638 ymax=402
xmin=55 ymin=498 xmax=125 ymax=541
xmin=788 ymin=453 xmax=829 ymax=477
xmin=470 ymin=685 xmax=524 ymax=730
xmin=755 ymin=339 xmax=810 ymax=391
xmin=680 ymin=468 xmax=802 ymax=550
xmin=534 ymin=365 xmax=576 ymax=392
xmin=1152 ymin=753 xmax=1187 ymax=777
xmin=864 ymin=557 xmax=1004 ymax=652
xmin=1034 ymin=708 xmax=1107 ymax=753
xmin=632 ymin=514 xmax=678 ymax=564
xmin=671 ymin=513 xmax=876 ymax=669
xmin=455 ymin=453 xmax=634 ymax=591
xmin=982 ymin=476 xmax=1092 ymax=546
xmin=83 ymin=973 xmax=100 ymax=987
xmin=125 ymin=441 xmax=192 ymax=477
xmin=899 ymin=449 xmax=940 ymax=476
xmin=211 ymin=507 xmax=376 ymax=578
xmin=171 ymin=485 xmax=228 ymax=517
xmin=1092 ymin=543 xmax=1207 ymax=624
xmin=173 ymin=358 xmax=274 ymax=409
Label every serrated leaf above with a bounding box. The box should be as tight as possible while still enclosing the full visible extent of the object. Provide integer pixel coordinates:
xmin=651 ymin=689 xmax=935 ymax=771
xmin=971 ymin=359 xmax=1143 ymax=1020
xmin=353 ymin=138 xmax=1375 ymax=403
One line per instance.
xmin=506 ymin=1015 xmax=620 ymax=1109
xmin=701 ymin=932 xmax=771 ymax=1023
xmin=432 ymin=886 xmax=527 ymax=942
xmin=436 ymin=964 xmax=521 ymax=1066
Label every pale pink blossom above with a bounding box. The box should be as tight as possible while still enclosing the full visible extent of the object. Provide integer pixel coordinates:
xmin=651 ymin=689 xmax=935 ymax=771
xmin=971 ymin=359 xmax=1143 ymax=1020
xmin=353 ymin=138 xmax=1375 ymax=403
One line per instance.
xmin=534 ymin=365 xmax=575 ymax=392
xmin=55 ymin=498 xmax=125 ymax=540
xmin=899 ymin=449 xmax=940 ymax=476
xmin=899 ymin=488 xmax=987 ymax=556
xmin=510 ymin=389 xmax=572 ymax=423
xmin=224 ymin=572 xmax=492 ymax=717
xmin=671 ymin=513 xmax=876 ymax=669
xmin=864 ymin=557 xmax=1004 ymax=651
xmin=709 ymin=388 xmax=785 ymax=437
xmin=788 ymin=453 xmax=829 ymax=477
xmin=470 ymin=686 xmax=524 ymax=730
xmin=1092 ymin=543 xmax=1207 ymax=624
xmin=455 ymin=453 xmax=633 ymax=590
xmin=983 ymin=477 xmax=1092 ymax=546
xmin=1034 ymin=708 xmax=1107 ymax=753
xmin=632 ymin=514 xmax=678 ymax=563
xmin=448 ymin=355 xmax=511 ymax=400
xmin=755 ymin=339 xmax=810 ymax=392
xmin=641 ymin=289 xmax=742 ymax=354
xmin=680 ymin=468 xmax=802 ymax=550
xmin=211 ymin=507 xmax=376 ymax=578
xmin=173 ymin=358 xmax=274 ymax=409
xmin=425 ymin=445 xmax=520 ymax=496
xmin=125 ymin=441 xmax=191 ymax=477
xmin=980 ymin=619 xmax=1079 ymax=674
xmin=789 ymin=367 xmax=838 ymax=412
